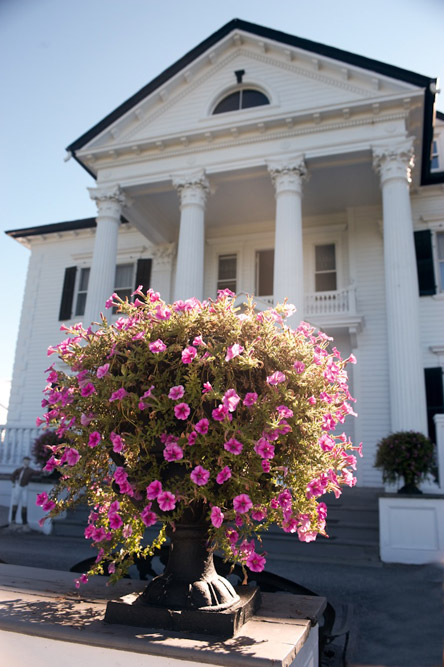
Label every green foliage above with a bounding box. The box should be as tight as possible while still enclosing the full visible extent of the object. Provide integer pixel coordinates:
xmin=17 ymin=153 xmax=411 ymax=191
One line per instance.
xmin=39 ymin=290 xmax=359 ymax=583
xmin=375 ymin=430 xmax=437 ymax=485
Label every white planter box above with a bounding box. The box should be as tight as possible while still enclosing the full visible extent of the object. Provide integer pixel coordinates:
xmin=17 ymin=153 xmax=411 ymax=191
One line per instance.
xmin=379 ymin=495 xmax=444 ymax=564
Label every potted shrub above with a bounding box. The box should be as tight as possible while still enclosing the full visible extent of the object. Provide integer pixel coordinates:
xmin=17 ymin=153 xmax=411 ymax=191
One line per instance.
xmin=36 ymin=289 xmax=360 ymax=620
xmin=31 ymin=430 xmax=64 ymax=480
xmin=375 ymin=431 xmax=437 ymax=494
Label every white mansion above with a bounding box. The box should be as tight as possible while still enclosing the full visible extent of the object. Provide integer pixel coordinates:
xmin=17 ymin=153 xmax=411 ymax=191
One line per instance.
xmin=2 ymin=19 xmax=444 ymax=489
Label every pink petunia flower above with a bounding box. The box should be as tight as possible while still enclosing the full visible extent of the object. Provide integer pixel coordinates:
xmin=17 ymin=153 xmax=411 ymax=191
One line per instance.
xmin=80 ymin=412 xmax=95 ymax=426
xmin=140 ymin=507 xmax=158 ymax=527
xmin=233 ymin=494 xmax=253 ymax=514
xmin=225 ymin=343 xmax=244 ymax=361
xmin=109 ymin=387 xmax=127 ymax=402
xmin=246 ymin=552 xmax=266 ymax=572
xmin=181 ymin=346 xmax=197 ymax=364
xmin=224 ymin=437 xmax=243 ymax=455
xmin=322 ymin=413 xmax=336 ymax=431
xmin=202 ymin=382 xmax=212 ymax=394
xmin=110 ymin=432 xmax=125 ymax=453
xmin=251 ymin=508 xmax=267 ymax=521
xmin=261 ymin=459 xmax=271 ymax=473
xmin=96 ymin=363 xmax=110 ymax=379
xmin=293 ymin=361 xmax=305 ymax=373
xmin=146 ymin=480 xmax=162 ymax=499
xmin=157 ymin=491 xmax=176 ymax=512
xmin=190 ymin=465 xmax=210 ymax=486
xmin=210 ymin=506 xmax=224 ymax=528
xmin=266 ymin=371 xmax=286 ymax=385
xmin=168 ymin=385 xmax=185 ymax=400
xmin=81 ymin=383 xmax=96 ymax=397
xmin=222 ymin=389 xmax=241 ymax=412
xmin=276 ymin=405 xmax=293 ymax=419
xmin=254 ymin=438 xmax=275 ymax=459
xmin=65 ymin=448 xmax=80 ymax=466
xmin=163 ymin=443 xmax=184 ymax=462
xmin=243 ymin=392 xmax=258 ymax=406
xmin=174 ymin=402 xmax=190 ymax=420
xmin=122 ymin=525 xmax=133 ymax=538
xmin=216 ymin=466 xmax=232 ymax=484
xmin=88 ymin=431 xmax=102 ymax=448
xmin=36 ymin=492 xmax=48 ymax=507
xmin=318 ymin=434 xmax=335 ymax=451
xmin=187 ymin=431 xmax=198 ymax=446
xmin=193 ymin=336 xmax=205 ymax=347
xmin=149 ymin=339 xmax=167 ymax=354
xmin=212 ymin=404 xmax=229 ymax=421
xmin=194 ymin=418 xmax=209 ymax=435
xmin=109 ymin=513 xmax=123 ymax=530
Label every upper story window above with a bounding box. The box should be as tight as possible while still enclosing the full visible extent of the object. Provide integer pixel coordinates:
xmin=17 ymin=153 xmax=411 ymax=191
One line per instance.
xmin=437 ymin=232 xmax=444 ymax=290
xmin=431 ymin=139 xmax=440 ymax=170
xmin=256 ymin=249 xmax=274 ymax=297
xmin=213 ymin=88 xmax=270 ymax=115
xmin=75 ymin=268 xmax=90 ymax=317
xmin=217 ymin=254 xmax=237 ymax=293
xmin=315 ymin=244 xmax=337 ymax=292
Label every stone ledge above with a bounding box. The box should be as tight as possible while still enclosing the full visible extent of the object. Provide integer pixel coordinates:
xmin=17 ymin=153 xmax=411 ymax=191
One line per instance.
xmin=0 ymin=564 xmax=325 ymax=666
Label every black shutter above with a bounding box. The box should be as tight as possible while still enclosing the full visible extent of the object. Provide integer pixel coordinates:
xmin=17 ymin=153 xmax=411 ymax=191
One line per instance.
xmin=424 ymin=367 xmax=444 ymax=443
xmin=58 ymin=266 xmax=77 ymax=321
xmin=135 ymin=258 xmax=152 ymax=292
xmin=414 ymin=230 xmax=436 ymax=296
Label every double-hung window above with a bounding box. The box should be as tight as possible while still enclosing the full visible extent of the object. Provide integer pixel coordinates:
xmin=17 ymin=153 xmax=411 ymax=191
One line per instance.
xmin=217 ymin=254 xmax=237 ymax=293
xmin=315 ymin=244 xmax=337 ymax=292
xmin=255 ymin=249 xmax=274 ymax=297
xmin=59 ymin=258 xmax=152 ymax=321
xmin=438 ymin=232 xmax=444 ymax=291
xmin=75 ymin=268 xmax=90 ymax=317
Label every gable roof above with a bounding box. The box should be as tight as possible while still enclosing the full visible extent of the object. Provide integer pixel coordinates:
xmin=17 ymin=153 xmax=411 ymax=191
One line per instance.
xmin=67 ymin=18 xmax=441 ymax=185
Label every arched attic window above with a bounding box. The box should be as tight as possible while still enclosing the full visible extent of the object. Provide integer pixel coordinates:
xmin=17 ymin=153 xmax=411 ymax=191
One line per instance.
xmin=213 ymin=88 xmax=270 ymax=115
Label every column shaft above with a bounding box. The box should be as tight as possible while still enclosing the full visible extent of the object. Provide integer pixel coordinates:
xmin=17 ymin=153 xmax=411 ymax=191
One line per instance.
xmin=268 ymin=157 xmax=306 ymax=318
xmin=373 ymin=143 xmax=428 ymax=433
xmin=84 ymin=186 xmax=125 ymax=324
xmin=172 ymin=172 xmax=208 ymax=302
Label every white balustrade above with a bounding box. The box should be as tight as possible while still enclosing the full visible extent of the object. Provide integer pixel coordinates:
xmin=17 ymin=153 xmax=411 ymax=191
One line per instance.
xmin=0 ymin=425 xmax=41 ymax=471
xmin=304 ymin=285 xmax=357 ymax=317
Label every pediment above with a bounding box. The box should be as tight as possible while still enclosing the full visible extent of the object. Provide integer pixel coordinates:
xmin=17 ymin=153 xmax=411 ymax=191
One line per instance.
xmin=76 ymin=29 xmax=422 ymax=157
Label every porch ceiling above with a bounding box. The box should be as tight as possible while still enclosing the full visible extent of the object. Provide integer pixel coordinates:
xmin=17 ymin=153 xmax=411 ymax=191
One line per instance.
xmin=127 ymin=155 xmax=381 ymax=243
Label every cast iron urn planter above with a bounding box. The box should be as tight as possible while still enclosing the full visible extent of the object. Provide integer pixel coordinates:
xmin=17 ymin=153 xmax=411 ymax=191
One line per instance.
xmin=104 ymin=502 xmax=261 ymax=636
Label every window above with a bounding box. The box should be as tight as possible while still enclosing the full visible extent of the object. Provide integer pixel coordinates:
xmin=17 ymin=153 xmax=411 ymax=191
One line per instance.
xmin=438 ymin=232 xmax=444 ymax=290
xmin=217 ymin=255 xmax=237 ymax=293
xmin=114 ymin=263 xmax=134 ymax=303
xmin=431 ymin=140 xmax=440 ymax=170
xmin=58 ymin=258 xmax=152 ymax=321
xmin=213 ymin=89 xmax=269 ymax=115
xmin=315 ymin=244 xmax=337 ymax=292
xmin=75 ymin=268 xmax=90 ymax=317
xmin=256 ymin=249 xmax=274 ymax=296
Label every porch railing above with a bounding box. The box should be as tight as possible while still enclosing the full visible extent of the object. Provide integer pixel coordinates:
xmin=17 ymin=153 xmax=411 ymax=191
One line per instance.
xmin=305 ymin=285 xmax=357 ymax=317
xmin=0 ymin=425 xmax=41 ymax=471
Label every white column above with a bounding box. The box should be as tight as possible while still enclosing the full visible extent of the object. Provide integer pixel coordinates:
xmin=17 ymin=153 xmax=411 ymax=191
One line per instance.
xmin=373 ymin=141 xmax=428 ymax=434
xmin=84 ymin=185 xmax=126 ymax=324
xmin=268 ymin=156 xmax=307 ymax=318
xmin=151 ymin=243 xmax=176 ymax=302
xmin=172 ymin=170 xmax=209 ymax=302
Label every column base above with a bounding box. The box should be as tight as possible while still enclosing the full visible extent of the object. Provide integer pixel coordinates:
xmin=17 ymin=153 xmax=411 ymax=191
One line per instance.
xmin=105 ymin=585 xmax=260 ymax=637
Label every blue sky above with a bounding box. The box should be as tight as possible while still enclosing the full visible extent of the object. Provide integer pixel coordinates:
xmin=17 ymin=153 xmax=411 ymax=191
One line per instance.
xmin=1 ymin=0 xmax=443 ymax=411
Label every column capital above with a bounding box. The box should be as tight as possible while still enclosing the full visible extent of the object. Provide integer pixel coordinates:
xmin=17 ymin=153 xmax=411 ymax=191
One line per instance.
xmin=172 ymin=169 xmax=209 ymax=207
xmin=372 ymin=140 xmax=415 ymax=186
xmin=88 ymin=185 xmax=126 ymax=218
xmin=267 ymin=155 xmax=307 ymax=195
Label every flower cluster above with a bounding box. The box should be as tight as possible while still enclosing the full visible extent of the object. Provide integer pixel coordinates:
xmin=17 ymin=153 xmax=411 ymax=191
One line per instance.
xmin=38 ymin=289 xmax=360 ymax=584
xmin=375 ymin=430 xmax=437 ymax=485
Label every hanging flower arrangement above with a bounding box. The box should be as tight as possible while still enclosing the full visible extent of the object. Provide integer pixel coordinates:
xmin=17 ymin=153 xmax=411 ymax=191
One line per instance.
xmin=37 ymin=289 xmax=361 ymax=586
